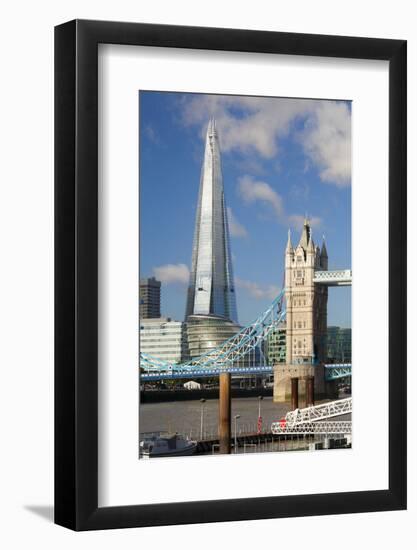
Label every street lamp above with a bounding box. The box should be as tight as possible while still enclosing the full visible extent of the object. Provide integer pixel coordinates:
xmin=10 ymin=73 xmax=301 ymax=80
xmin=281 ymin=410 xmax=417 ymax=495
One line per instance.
xmin=200 ymin=398 xmax=206 ymax=440
xmin=257 ymin=395 xmax=263 ymax=434
xmin=234 ymin=414 xmax=241 ymax=453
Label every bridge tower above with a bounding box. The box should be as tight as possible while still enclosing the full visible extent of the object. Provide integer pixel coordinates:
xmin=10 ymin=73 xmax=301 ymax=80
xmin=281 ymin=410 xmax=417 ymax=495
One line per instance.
xmin=273 ymin=219 xmax=328 ymax=402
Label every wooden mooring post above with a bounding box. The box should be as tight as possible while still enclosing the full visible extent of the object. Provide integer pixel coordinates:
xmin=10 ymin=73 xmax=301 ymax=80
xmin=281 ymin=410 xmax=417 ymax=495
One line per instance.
xmin=219 ymin=373 xmax=231 ymax=454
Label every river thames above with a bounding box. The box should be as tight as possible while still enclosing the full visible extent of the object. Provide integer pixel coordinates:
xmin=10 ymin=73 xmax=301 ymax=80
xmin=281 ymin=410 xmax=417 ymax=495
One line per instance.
xmin=141 ymin=396 xmax=303 ymax=440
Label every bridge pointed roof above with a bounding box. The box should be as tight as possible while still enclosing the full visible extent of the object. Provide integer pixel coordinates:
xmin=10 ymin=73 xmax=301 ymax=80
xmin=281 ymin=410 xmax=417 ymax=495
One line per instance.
xmin=307 ymin=229 xmax=315 ymax=253
xmin=298 ymin=218 xmax=312 ymax=250
xmin=321 ymin=236 xmax=328 ymax=258
xmin=286 ymin=228 xmax=294 ymax=253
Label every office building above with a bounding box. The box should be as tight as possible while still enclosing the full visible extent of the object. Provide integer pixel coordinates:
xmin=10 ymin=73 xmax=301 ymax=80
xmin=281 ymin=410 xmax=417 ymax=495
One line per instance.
xmin=265 ymin=323 xmax=286 ymax=365
xmin=140 ymin=317 xmax=188 ymax=364
xmin=140 ymin=276 xmax=161 ymax=319
xmin=327 ymin=326 xmax=352 ymax=363
xmin=185 ymin=118 xmax=238 ymax=323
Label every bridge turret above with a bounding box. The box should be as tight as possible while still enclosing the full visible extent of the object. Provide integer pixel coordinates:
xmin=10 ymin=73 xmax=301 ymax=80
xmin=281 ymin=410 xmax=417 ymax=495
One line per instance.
xmin=306 ymin=230 xmax=316 ymax=266
xmin=315 ymin=245 xmax=321 ymax=268
xmin=298 ymin=218 xmax=311 ymax=249
xmin=285 ymin=229 xmax=294 ymax=258
xmin=320 ymin=237 xmax=328 ymax=270
xmin=285 ymin=229 xmax=295 ymax=288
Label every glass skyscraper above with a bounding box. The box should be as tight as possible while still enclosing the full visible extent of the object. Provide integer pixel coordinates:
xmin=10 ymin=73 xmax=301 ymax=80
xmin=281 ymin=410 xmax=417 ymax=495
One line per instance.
xmin=185 ymin=119 xmax=238 ymax=323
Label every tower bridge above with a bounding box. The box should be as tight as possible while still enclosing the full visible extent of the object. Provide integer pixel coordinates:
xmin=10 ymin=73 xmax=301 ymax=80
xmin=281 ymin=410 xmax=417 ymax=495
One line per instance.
xmin=140 ymin=220 xmax=351 ymax=391
xmin=140 ymin=220 xmax=352 ymax=408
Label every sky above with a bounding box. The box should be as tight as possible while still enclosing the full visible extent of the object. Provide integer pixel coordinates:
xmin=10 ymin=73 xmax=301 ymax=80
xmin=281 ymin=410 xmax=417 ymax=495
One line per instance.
xmin=140 ymin=91 xmax=351 ymax=327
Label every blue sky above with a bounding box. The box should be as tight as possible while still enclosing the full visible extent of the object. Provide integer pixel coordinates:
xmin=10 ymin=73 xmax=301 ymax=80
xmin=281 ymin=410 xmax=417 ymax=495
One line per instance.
xmin=140 ymin=91 xmax=351 ymax=327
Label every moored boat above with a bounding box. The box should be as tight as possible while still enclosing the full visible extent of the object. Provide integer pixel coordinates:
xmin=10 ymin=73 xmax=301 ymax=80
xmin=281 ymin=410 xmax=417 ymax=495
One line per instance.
xmin=140 ymin=433 xmax=197 ymax=458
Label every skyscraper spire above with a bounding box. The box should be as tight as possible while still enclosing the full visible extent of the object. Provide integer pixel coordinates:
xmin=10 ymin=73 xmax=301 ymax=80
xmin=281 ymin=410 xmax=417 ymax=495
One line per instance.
xmin=185 ymin=119 xmax=238 ymax=322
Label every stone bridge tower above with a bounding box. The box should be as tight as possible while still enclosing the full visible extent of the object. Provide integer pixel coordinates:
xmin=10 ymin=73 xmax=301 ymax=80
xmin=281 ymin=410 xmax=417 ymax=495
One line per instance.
xmin=273 ymin=219 xmax=328 ymax=403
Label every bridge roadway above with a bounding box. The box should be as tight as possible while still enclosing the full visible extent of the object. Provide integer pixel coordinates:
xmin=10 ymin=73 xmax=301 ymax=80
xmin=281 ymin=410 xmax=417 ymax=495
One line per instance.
xmin=140 ymin=363 xmax=352 ymax=381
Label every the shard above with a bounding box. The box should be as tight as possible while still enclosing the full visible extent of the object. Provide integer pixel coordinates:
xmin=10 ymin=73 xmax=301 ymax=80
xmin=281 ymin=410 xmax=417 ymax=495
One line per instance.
xmin=185 ymin=119 xmax=238 ymax=323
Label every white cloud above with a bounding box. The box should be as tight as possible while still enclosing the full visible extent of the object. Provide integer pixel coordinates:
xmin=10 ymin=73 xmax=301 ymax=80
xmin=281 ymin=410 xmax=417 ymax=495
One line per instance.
xmin=153 ymin=263 xmax=189 ymax=284
xmin=237 ymin=175 xmax=321 ymax=229
xmin=178 ymin=95 xmax=351 ymax=186
xmin=234 ymin=157 xmax=266 ymax=177
xmin=238 ymin=175 xmax=285 ymax=219
xmin=227 ymin=207 xmax=247 ymax=237
xmin=144 ymin=124 xmax=160 ymax=144
xmin=180 ymin=95 xmax=310 ymax=158
xmin=236 ymin=277 xmax=280 ymax=300
xmin=299 ymin=102 xmax=351 ymax=186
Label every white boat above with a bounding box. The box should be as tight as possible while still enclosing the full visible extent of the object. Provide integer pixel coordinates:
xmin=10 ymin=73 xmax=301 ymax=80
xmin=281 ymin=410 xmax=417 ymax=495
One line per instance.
xmin=140 ymin=433 xmax=197 ymax=458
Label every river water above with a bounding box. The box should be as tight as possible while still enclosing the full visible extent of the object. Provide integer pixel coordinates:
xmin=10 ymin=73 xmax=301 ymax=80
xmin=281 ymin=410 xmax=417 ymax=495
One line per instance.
xmin=140 ymin=396 xmax=297 ymax=440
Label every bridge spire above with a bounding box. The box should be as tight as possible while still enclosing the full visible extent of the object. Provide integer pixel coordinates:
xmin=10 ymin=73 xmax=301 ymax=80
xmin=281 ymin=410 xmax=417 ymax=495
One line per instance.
xmin=320 ymin=235 xmax=328 ymax=269
xmin=307 ymin=227 xmax=315 ymax=253
xmin=286 ymin=228 xmax=293 ymax=252
xmin=298 ymin=217 xmax=311 ymax=249
xmin=321 ymin=235 xmax=328 ymax=258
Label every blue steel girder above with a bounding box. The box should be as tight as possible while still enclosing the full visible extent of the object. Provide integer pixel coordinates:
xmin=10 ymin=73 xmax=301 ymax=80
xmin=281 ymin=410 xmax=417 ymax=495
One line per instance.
xmin=324 ymin=363 xmax=352 ymax=381
xmin=140 ymin=289 xmax=285 ymax=379
xmin=140 ymin=365 xmax=274 ymax=381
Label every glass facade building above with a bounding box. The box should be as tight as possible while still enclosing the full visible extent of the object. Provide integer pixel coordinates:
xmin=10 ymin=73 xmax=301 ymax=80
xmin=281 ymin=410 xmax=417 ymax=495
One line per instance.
xmin=326 ymin=326 xmax=352 ymax=363
xmin=139 ymin=276 xmax=161 ymax=319
xmin=185 ymin=119 xmax=238 ymax=323
xmin=186 ymin=314 xmax=242 ymax=358
xmin=140 ymin=318 xmax=188 ymax=364
xmin=265 ymin=323 xmax=287 ymax=365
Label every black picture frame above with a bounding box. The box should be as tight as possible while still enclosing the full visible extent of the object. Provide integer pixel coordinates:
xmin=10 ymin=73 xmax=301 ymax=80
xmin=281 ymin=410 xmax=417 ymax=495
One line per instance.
xmin=55 ymin=19 xmax=407 ymax=531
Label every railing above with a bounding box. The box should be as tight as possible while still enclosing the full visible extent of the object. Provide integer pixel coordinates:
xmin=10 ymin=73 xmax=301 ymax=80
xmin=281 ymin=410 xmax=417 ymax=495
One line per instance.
xmin=271 ymin=421 xmax=352 ymax=435
xmin=313 ymin=269 xmax=352 ymax=286
xmin=285 ymin=397 xmax=352 ymax=424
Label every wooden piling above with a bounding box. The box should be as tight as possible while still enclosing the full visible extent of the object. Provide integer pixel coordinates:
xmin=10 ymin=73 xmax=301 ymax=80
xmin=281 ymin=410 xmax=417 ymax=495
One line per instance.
xmin=291 ymin=377 xmax=299 ymax=410
xmin=306 ymin=376 xmax=315 ymax=407
xmin=219 ymin=373 xmax=231 ymax=454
